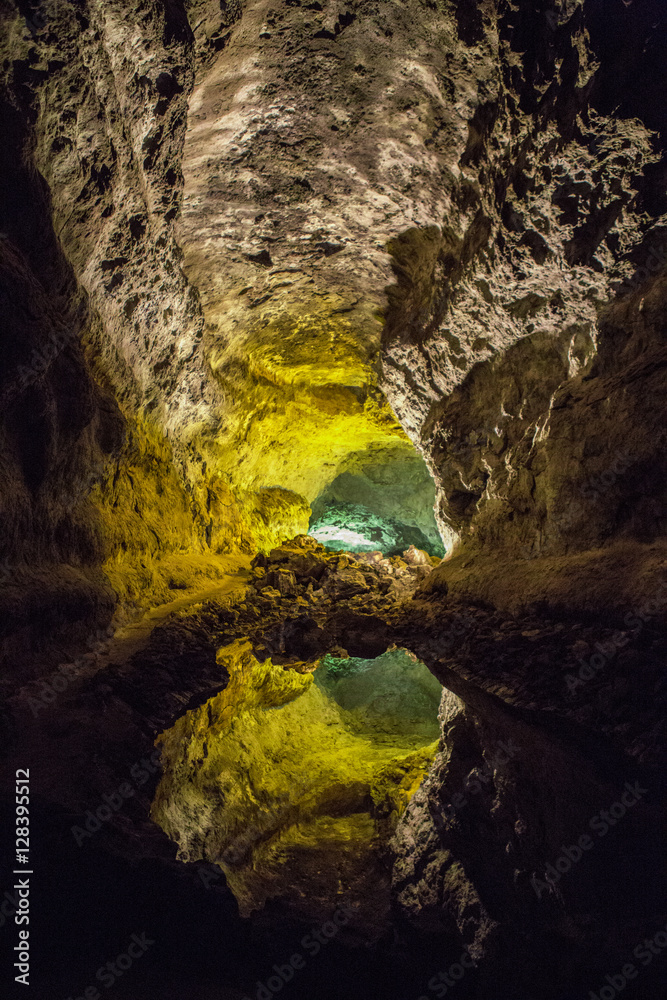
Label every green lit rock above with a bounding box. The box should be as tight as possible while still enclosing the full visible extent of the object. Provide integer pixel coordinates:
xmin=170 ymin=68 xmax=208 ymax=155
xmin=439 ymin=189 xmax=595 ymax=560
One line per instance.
xmin=317 ymin=648 xmax=443 ymax=744
xmin=310 ymin=501 xmax=444 ymax=557
xmin=309 ymin=450 xmax=445 ymax=557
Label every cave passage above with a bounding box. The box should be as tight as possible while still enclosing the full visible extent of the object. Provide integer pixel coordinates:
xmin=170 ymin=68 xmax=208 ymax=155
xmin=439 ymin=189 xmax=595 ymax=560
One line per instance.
xmin=152 ymin=643 xmax=442 ymax=930
xmin=308 ymin=449 xmax=445 ymax=557
xmin=3 ymin=0 xmax=666 ymax=995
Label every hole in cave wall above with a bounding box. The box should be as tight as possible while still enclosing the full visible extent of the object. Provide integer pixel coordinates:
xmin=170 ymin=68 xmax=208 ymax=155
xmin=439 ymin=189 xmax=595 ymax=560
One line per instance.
xmin=307 ymin=449 xmax=446 ymax=558
xmin=151 ymin=641 xmax=443 ymax=932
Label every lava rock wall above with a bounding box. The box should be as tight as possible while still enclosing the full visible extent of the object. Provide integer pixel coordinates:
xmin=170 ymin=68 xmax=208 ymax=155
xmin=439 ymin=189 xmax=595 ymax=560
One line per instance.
xmin=379 ymin=0 xmax=667 ymax=562
xmin=1 ymin=4 xmax=666 ymax=994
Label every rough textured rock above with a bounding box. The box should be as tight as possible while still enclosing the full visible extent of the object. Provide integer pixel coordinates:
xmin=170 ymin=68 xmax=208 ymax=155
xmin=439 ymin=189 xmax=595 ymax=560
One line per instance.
xmin=309 ymin=446 xmax=445 ymax=556
xmin=1 ymin=0 xmax=666 ymax=997
xmin=4 ymin=0 xmax=664 ymax=629
xmin=379 ymin=1 xmax=667 ymax=563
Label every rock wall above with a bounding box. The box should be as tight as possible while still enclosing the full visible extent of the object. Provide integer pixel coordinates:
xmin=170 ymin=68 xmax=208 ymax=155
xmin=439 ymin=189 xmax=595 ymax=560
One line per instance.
xmin=1 ymin=1 xmax=666 ymax=996
xmin=1 ymin=0 xmax=460 ymax=659
xmin=379 ymin=0 xmax=667 ymax=564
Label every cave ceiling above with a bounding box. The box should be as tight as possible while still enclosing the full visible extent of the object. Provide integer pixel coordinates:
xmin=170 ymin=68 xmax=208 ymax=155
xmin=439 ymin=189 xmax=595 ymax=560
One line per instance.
xmin=0 ymin=1 xmax=666 ymax=997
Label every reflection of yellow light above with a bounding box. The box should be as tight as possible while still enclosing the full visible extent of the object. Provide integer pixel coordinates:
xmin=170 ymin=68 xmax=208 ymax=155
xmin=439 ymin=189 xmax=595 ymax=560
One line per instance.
xmin=205 ymin=307 xmax=410 ymax=518
xmin=152 ymin=641 xmax=440 ymax=916
xmin=309 ymin=525 xmax=374 ymax=548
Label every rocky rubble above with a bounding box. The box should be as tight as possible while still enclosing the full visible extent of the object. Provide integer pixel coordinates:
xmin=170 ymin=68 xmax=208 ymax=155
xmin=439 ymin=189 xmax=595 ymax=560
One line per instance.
xmin=250 ymin=535 xmax=437 ymax=609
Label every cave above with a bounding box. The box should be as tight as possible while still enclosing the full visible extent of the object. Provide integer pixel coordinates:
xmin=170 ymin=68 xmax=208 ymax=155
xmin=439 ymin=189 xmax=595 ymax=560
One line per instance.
xmin=0 ymin=1 xmax=666 ymax=999
xmin=153 ymin=644 xmax=442 ymax=928
xmin=308 ymin=448 xmax=446 ymax=557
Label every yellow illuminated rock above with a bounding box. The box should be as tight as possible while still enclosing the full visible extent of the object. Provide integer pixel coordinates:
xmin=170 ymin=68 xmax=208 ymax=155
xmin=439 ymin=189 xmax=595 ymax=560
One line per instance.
xmin=88 ymin=316 xmax=421 ymax=606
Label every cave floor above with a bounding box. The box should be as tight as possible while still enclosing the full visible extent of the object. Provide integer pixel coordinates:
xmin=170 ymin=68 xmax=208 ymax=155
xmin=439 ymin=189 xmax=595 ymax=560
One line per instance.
xmin=2 ymin=554 xmax=251 ymax=820
xmin=0 ymin=538 xmax=664 ymax=1000
xmin=99 ymin=554 xmax=252 ymax=676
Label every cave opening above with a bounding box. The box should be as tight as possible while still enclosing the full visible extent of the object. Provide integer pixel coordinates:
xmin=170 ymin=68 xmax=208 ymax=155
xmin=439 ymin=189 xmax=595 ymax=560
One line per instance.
xmin=307 ymin=447 xmax=445 ymax=558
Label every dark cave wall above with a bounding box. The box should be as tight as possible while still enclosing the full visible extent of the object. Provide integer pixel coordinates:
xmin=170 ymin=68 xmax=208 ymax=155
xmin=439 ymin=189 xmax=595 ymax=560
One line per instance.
xmin=376 ymin=4 xmax=667 ymax=979
xmin=380 ymin=0 xmax=667 ymax=564
xmin=0 ymin=91 xmax=125 ymax=673
xmin=0 ymin=0 xmax=253 ymax=670
xmin=392 ymin=671 xmax=665 ymax=997
xmin=0 ymin=81 xmax=119 ymax=567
